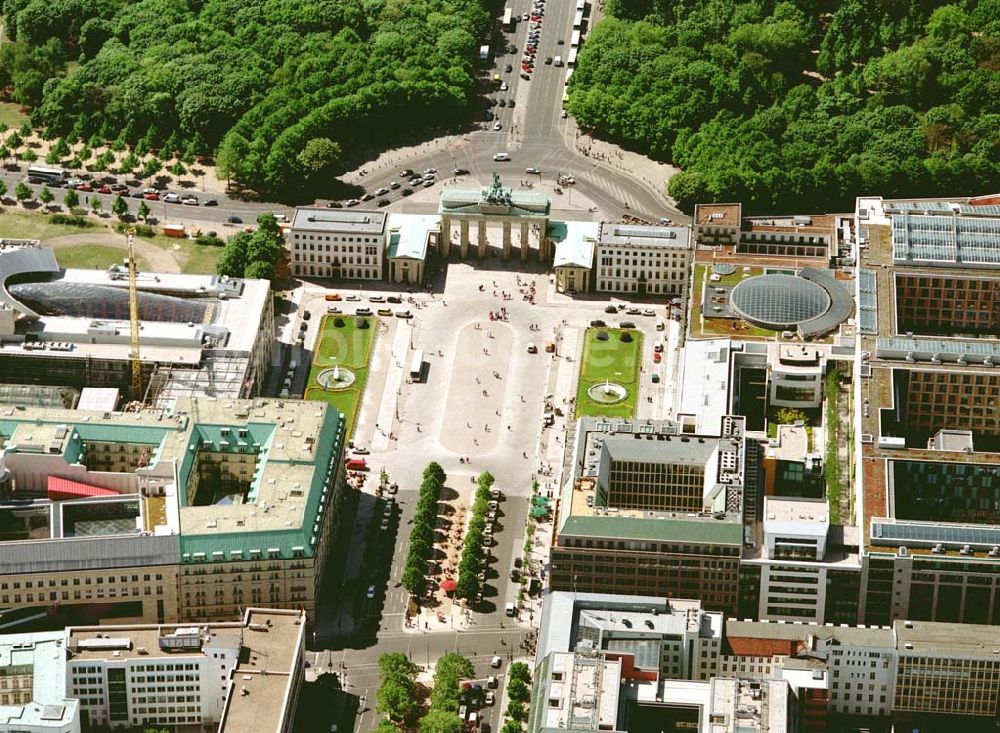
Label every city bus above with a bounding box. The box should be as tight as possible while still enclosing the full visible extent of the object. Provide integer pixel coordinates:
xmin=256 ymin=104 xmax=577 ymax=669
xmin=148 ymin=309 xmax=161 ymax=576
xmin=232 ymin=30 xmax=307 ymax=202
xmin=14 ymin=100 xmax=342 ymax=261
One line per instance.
xmin=409 ymin=349 xmax=424 ymax=381
xmin=502 ymin=6 xmax=514 ymax=31
xmin=26 ymin=166 xmax=68 ymax=184
xmin=573 ymin=10 xmax=583 ymax=29
xmin=567 ymin=47 xmax=579 ymax=67
xmin=571 ymin=30 xmax=581 ymax=47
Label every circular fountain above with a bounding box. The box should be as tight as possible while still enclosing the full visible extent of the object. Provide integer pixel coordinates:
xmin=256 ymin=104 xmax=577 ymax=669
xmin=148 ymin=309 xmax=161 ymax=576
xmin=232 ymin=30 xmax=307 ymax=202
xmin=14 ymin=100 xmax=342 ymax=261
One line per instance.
xmin=587 ymin=379 xmax=628 ymax=405
xmin=317 ymin=364 xmax=357 ymax=390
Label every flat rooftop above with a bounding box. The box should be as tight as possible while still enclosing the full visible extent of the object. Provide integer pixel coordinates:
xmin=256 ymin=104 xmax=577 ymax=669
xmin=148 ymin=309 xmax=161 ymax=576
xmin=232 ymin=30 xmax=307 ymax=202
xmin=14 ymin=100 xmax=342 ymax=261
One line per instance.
xmin=598 ymin=222 xmax=691 ymax=249
xmin=694 ymin=203 xmax=741 ymax=227
xmin=745 ymin=213 xmax=838 ymax=236
xmin=895 ymin=619 xmax=1000 ymax=656
xmin=67 ymin=624 xmax=241 ymax=662
xmin=290 ymin=207 xmax=387 ymax=235
xmin=764 ymin=496 xmax=829 ymax=525
xmin=219 ymin=609 xmax=304 ymax=733
xmin=0 ymin=629 xmax=76 ymax=730
xmin=725 ymin=619 xmax=893 ymax=649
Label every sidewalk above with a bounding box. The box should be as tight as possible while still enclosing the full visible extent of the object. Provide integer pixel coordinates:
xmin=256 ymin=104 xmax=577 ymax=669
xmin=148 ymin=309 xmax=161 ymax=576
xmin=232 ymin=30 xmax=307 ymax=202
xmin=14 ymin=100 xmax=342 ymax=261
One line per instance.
xmin=370 ymin=320 xmax=412 ymax=452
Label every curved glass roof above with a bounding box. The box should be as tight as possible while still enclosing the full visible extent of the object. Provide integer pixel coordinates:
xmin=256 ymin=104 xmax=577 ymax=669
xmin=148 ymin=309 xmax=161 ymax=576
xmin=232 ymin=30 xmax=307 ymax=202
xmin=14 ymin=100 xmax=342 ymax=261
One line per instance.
xmin=730 ymin=274 xmax=830 ymax=329
xmin=9 ymin=282 xmax=209 ymax=323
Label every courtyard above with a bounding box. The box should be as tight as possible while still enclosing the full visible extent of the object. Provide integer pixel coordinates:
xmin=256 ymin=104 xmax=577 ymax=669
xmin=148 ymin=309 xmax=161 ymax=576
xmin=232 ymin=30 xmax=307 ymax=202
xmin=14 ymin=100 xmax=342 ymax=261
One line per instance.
xmin=575 ymin=327 xmax=643 ymax=418
xmin=304 ymin=314 xmax=377 ymax=436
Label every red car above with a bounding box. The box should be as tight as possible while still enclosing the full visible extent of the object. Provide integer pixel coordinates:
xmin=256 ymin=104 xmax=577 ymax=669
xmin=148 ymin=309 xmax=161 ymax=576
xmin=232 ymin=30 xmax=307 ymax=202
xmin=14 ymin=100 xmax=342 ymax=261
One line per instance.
xmin=144 ymin=192 xmax=160 ymax=200
xmin=76 ymin=182 xmax=93 ymax=192
xmin=653 ymin=352 xmax=662 ymax=363
xmin=97 ymin=185 xmax=112 ymax=194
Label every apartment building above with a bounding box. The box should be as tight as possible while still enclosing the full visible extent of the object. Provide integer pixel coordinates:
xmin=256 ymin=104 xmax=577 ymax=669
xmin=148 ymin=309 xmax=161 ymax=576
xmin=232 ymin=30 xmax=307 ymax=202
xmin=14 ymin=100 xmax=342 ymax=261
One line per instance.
xmin=0 ymin=630 xmax=79 ymax=733
xmin=594 ymin=222 xmax=692 ymax=295
xmin=287 ymin=208 xmax=387 ymax=280
xmin=66 ymin=608 xmax=304 ymax=732
xmin=0 ymin=397 xmax=347 ymax=629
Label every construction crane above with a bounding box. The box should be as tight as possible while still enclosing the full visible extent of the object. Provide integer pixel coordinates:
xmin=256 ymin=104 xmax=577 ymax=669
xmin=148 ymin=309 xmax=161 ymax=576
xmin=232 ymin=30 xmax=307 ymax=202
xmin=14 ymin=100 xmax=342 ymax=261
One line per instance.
xmin=126 ymin=228 xmax=142 ymax=401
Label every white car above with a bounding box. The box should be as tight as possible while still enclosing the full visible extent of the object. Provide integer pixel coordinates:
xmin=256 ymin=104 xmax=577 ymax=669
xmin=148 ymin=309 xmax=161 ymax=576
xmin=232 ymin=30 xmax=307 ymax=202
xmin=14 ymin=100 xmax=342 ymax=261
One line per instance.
xmin=366 ymin=585 xmax=375 ymax=599
xmin=374 ymin=187 xmax=389 ymax=196
xmin=493 ymin=152 xmax=510 ymax=161
xmin=522 ymin=12 xmax=529 ymax=19
xmin=500 ymin=82 xmax=508 ymax=91
xmin=163 ymin=193 xmax=180 ymax=203
xmin=353 ymin=446 xmax=370 ymax=455
xmin=491 ymin=655 xmax=503 ymax=668
xmin=494 ymin=122 xmax=502 ymax=131
xmin=422 ymin=168 xmax=437 ymax=175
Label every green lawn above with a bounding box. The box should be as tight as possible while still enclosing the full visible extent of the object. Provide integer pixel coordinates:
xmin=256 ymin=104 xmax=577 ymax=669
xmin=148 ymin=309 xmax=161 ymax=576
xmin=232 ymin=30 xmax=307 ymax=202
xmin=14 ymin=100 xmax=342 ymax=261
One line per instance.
xmin=575 ymin=328 xmax=643 ymax=418
xmin=145 ymin=234 xmax=222 ymax=274
xmin=304 ymin=315 xmax=377 ymax=436
xmin=50 ymin=244 xmax=150 ymax=271
xmin=0 ymin=102 xmax=28 ymax=129
xmin=0 ymin=210 xmax=100 ymax=241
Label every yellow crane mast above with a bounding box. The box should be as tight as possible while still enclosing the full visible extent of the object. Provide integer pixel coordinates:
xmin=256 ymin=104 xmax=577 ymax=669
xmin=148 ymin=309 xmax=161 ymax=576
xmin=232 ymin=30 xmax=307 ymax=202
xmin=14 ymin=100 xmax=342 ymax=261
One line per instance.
xmin=126 ymin=229 xmax=142 ymax=400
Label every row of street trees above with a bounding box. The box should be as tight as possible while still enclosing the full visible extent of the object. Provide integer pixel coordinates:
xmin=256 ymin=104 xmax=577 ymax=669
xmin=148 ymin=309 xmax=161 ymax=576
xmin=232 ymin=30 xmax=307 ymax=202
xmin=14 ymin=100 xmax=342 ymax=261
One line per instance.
xmin=501 ymin=662 xmax=533 ymax=733
xmin=456 ymin=472 xmax=495 ymax=600
xmin=402 ymin=463 xmax=446 ymax=597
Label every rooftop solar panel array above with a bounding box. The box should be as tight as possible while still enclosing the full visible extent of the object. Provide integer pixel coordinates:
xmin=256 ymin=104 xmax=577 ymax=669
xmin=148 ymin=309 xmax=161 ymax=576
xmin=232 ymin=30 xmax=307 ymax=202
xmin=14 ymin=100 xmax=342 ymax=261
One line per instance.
xmin=859 ymin=270 xmax=878 ymax=334
xmin=892 ymin=213 xmax=1000 ymax=266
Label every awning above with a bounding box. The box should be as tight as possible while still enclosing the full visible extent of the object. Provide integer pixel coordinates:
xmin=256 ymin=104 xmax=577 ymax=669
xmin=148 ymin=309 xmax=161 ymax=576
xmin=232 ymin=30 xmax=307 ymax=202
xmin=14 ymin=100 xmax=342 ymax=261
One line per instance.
xmin=47 ymin=476 xmax=119 ymax=501
xmin=440 ymin=579 xmax=457 ymax=592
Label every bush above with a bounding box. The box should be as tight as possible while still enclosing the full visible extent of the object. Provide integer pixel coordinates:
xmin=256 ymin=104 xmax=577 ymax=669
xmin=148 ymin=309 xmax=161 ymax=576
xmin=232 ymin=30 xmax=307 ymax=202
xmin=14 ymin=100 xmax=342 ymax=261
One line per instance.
xmin=49 ymin=213 xmax=93 ymax=228
xmin=333 ymin=317 xmax=345 ymax=327
xmin=196 ymin=233 xmax=225 ymax=247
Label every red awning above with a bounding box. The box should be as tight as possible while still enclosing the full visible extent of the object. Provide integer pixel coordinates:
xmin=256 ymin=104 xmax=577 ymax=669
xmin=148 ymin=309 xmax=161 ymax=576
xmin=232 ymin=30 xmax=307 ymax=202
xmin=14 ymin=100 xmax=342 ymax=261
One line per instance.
xmin=47 ymin=476 xmax=119 ymax=501
xmin=440 ymin=579 xmax=458 ymax=592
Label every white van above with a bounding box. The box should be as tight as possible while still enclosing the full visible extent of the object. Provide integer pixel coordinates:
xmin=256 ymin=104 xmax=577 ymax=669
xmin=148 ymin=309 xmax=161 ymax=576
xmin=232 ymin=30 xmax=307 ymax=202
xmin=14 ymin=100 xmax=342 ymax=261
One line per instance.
xmin=656 ymin=317 xmax=665 ymax=331
xmin=654 ymin=341 xmax=663 ymax=353
xmin=553 ymin=55 xmax=563 ymax=67
xmin=493 ymin=152 xmax=511 ymax=161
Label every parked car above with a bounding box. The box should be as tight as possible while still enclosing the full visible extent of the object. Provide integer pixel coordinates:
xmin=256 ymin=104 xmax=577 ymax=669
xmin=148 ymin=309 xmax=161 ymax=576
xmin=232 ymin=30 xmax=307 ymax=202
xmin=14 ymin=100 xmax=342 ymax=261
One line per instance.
xmin=163 ymin=193 xmax=180 ymax=203
xmin=452 ymin=168 xmax=469 ymax=175
xmin=227 ymin=215 xmax=243 ymax=224
xmin=399 ymin=168 xmax=414 ymax=177
xmin=401 ymin=188 xmax=413 ymax=196
xmin=203 ymin=199 xmax=218 ymax=206
xmin=389 ymin=180 xmax=401 ymax=189
xmin=369 ymin=295 xmax=386 ymax=302
xmin=360 ymin=193 xmax=375 ymax=201
xmin=143 ymin=192 xmax=159 ymax=200
xmin=345 ymin=198 xmax=360 ymax=207
xmin=377 ymin=198 xmax=390 ymax=207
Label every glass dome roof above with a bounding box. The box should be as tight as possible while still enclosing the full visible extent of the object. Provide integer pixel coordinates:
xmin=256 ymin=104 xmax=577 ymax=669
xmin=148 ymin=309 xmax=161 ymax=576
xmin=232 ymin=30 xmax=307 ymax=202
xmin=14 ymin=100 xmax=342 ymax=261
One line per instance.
xmin=730 ymin=274 xmax=830 ymax=329
xmin=8 ymin=281 xmax=210 ymax=323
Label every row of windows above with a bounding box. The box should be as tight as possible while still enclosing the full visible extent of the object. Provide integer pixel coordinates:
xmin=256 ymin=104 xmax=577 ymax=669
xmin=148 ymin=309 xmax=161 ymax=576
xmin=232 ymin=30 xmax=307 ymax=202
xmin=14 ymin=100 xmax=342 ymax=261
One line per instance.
xmin=1 ymin=574 xmax=161 ymax=590
xmin=292 ymin=234 xmax=380 ymax=244
xmin=2 ymin=586 xmax=161 ymax=603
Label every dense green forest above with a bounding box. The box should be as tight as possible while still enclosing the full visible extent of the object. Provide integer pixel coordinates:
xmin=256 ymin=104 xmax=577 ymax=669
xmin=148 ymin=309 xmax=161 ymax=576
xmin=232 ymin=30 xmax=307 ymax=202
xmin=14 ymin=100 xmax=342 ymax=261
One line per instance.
xmin=569 ymin=0 xmax=1000 ymax=213
xmin=0 ymin=0 xmax=490 ymax=192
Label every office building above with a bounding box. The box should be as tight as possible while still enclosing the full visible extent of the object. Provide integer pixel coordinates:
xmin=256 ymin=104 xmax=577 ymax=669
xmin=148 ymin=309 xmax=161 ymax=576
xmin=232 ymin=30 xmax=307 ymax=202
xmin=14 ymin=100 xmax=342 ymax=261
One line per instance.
xmin=0 ymin=630 xmax=79 ymax=733
xmin=287 ymin=208 xmax=387 ymax=280
xmin=550 ymin=220 xmax=598 ymax=294
xmin=737 ymin=214 xmax=838 ymax=260
xmin=66 ymin=607 xmax=304 ymax=732
xmin=551 ymin=418 xmax=746 ymax=613
xmin=0 ymin=397 xmax=347 ymax=628
xmin=0 ymin=243 xmax=273 ymax=402
xmin=594 ymin=222 xmax=692 ymax=296
xmin=855 ymin=195 xmax=1000 ymax=627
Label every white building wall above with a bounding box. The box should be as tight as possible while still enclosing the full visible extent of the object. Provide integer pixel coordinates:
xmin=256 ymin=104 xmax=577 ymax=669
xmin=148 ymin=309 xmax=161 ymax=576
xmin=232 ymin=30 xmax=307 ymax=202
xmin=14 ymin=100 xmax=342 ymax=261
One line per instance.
xmin=288 ymin=230 xmax=385 ymax=280
xmin=595 ymin=243 xmax=691 ymax=295
xmin=824 ymin=645 xmax=897 ymax=717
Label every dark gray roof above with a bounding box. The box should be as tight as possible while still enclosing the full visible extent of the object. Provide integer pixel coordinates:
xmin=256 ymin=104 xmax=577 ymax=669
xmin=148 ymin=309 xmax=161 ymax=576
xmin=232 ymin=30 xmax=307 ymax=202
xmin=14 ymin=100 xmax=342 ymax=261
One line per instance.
xmin=730 ymin=274 xmax=830 ymax=330
xmin=603 ymin=434 xmax=718 ymax=465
